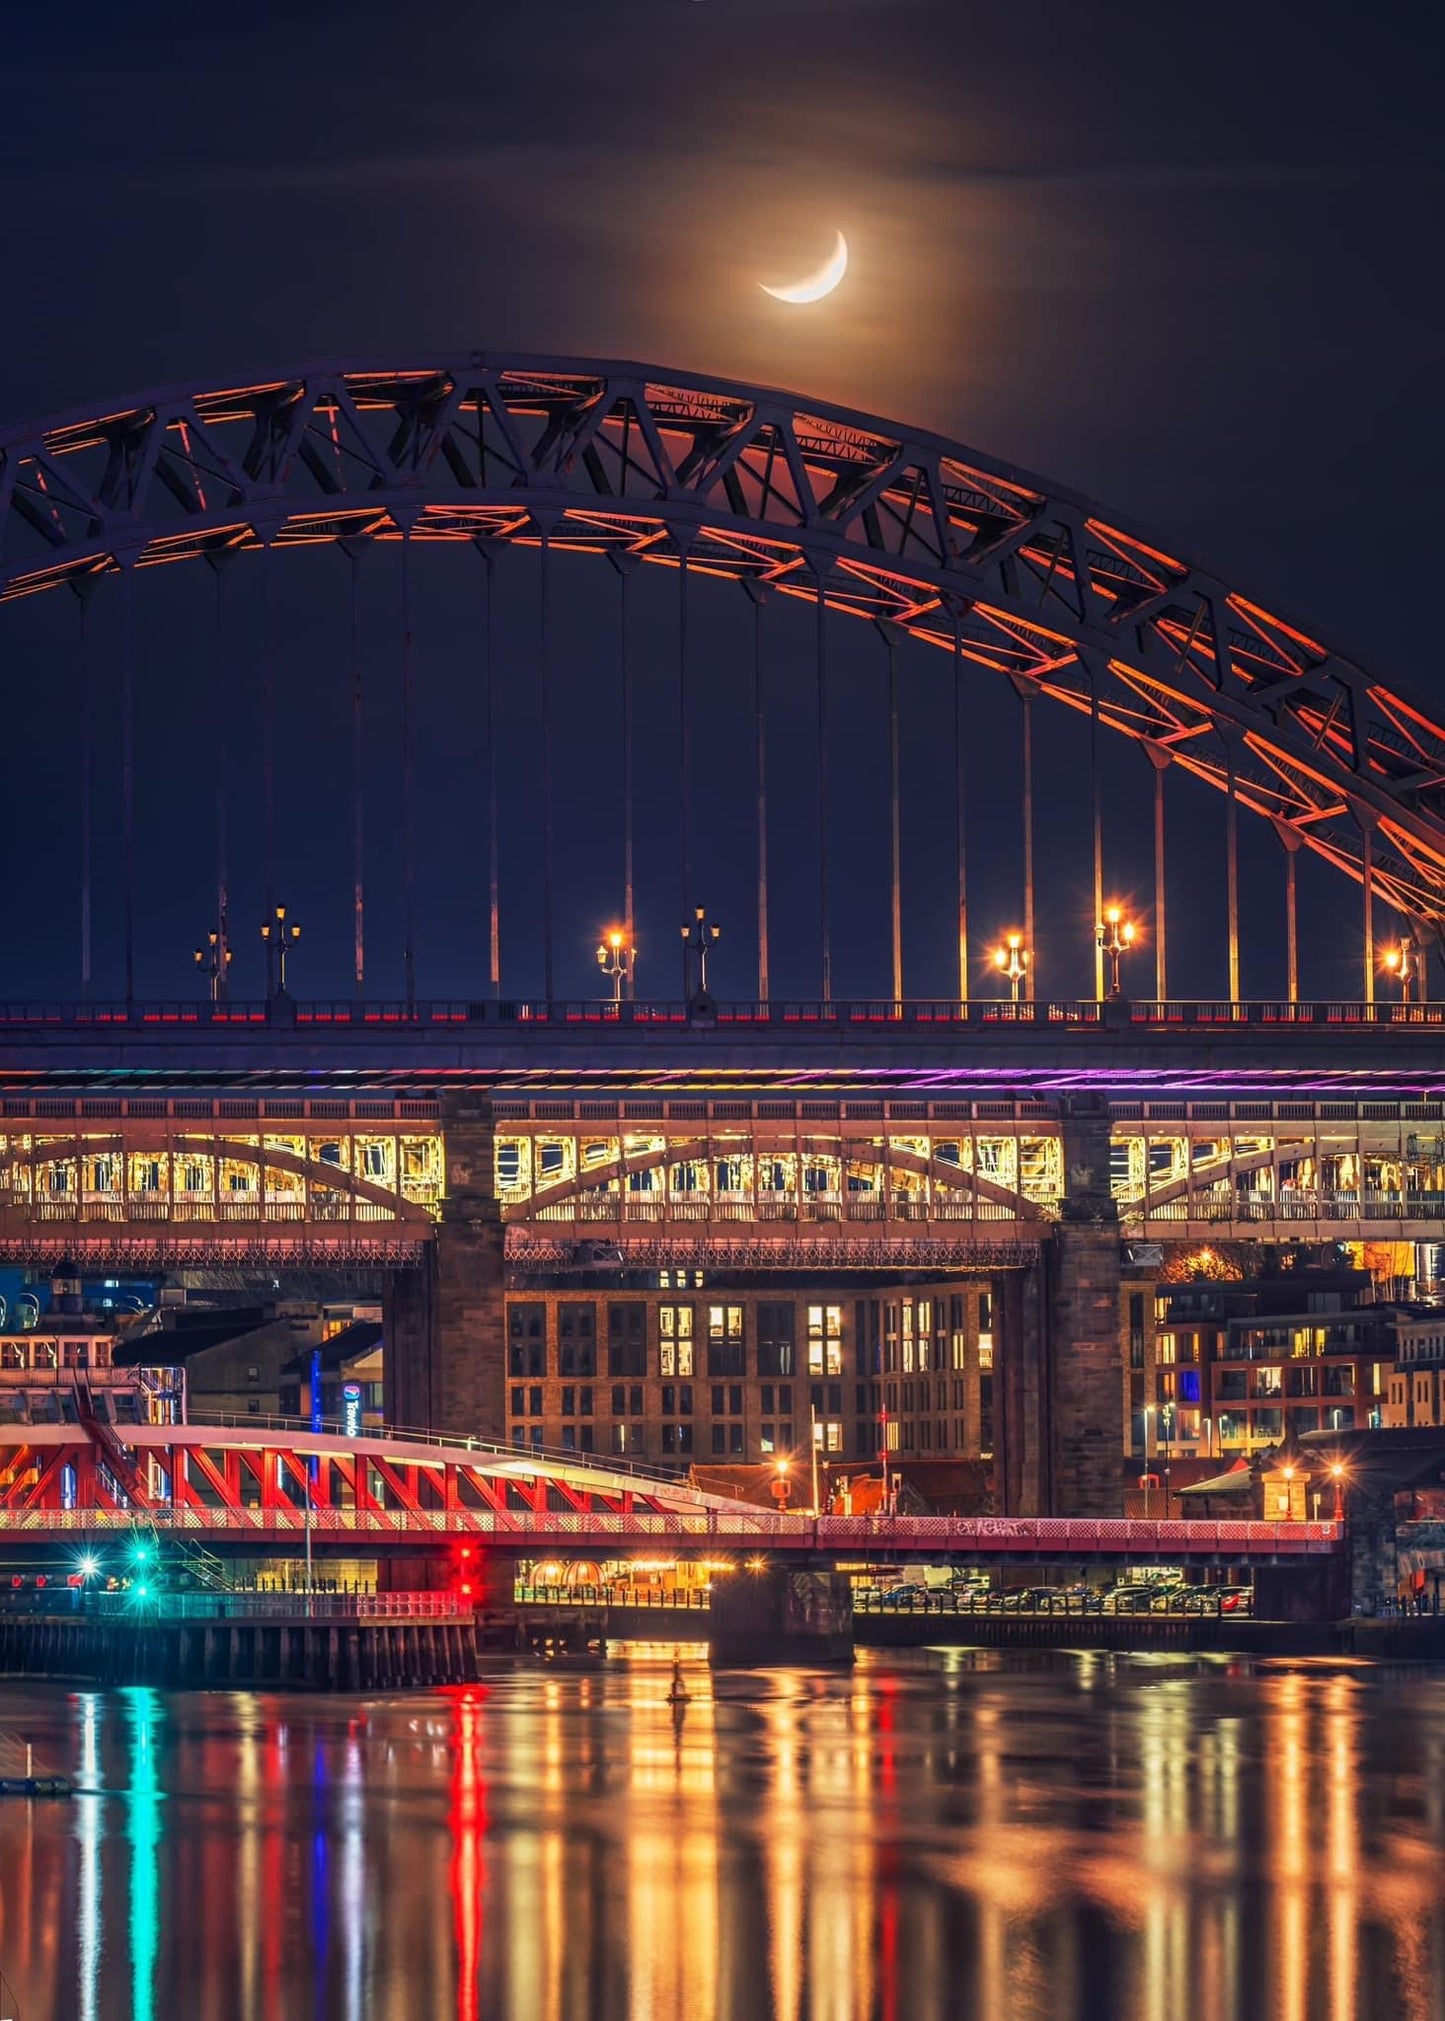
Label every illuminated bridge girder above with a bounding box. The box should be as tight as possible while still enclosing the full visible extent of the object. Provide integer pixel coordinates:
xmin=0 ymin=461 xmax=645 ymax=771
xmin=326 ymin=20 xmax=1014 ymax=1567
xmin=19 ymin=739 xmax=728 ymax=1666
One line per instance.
xmin=1 ymin=356 xmax=1443 ymax=922
xmin=0 ymin=1422 xmax=1339 ymax=1559
xmin=0 ymin=1090 xmax=1435 ymax=1263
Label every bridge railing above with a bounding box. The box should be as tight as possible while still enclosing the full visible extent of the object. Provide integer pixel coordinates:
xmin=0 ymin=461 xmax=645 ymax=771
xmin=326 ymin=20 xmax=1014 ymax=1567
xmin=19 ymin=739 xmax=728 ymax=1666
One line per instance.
xmin=0 ymin=997 xmax=1438 ymax=1030
xmin=88 ymin=1589 xmax=471 ymax=1622
xmin=0 ymin=1504 xmax=1343 ymax=1554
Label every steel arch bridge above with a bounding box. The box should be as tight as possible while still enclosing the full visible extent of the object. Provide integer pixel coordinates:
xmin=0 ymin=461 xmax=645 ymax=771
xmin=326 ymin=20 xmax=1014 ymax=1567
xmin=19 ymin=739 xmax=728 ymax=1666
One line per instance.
xmin=1 ymin=352 xmax=1442 ymax=932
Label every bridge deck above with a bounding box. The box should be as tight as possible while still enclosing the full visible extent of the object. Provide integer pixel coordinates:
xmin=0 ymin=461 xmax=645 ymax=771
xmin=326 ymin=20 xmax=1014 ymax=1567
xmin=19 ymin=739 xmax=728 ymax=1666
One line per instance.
xmin=0 ymin=1420 xmax=1340 ymax=1559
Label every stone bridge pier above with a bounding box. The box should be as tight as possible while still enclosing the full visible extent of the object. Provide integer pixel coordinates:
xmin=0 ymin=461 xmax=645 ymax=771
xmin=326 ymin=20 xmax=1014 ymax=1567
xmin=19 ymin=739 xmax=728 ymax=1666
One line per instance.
xmin=997 ymin=1092 xmax=1124 ymax=1519
xmin=384 ymin=1092 xmax=505 ymax=1441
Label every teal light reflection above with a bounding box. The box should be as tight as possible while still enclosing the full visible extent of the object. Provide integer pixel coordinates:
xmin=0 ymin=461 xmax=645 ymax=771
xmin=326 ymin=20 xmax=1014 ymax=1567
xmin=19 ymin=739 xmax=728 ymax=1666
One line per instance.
xmin=124 ymin=1687 xmax=163 ymax=2021
xmin=76 ymin=1691 xmax=102 ymax=2021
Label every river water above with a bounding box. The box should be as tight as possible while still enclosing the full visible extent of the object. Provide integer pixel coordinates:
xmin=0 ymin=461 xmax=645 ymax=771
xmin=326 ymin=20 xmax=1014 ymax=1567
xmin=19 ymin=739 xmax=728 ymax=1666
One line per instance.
xmin=1 ymin=1647 xmax=1445 ymax=2019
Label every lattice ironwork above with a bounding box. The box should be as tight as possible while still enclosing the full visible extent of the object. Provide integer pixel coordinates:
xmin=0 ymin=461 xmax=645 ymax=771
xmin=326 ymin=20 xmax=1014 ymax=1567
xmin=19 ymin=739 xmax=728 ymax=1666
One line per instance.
xmin=1 ymin=355 xmax=1440 ymax=921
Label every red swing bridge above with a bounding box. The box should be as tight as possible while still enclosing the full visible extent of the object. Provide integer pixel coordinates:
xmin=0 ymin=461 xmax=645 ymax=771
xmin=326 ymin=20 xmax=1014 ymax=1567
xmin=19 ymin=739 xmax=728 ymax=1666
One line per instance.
xmin=0 ymin=1409 xmax=1339 ymax=1566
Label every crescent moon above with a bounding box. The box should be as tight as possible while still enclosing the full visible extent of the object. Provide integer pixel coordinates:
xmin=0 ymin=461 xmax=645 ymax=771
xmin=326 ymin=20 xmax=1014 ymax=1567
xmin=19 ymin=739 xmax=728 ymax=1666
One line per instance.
xmin=760 ymin=231 xmax=849 ymax=304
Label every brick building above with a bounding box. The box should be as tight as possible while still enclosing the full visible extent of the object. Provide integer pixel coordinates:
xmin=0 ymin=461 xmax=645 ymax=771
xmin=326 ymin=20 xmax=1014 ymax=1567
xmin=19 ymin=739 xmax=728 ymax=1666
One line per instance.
xmin=1129 ymin=1260 xmax=1393 ymax=1466
xmin=1383 ymin=1310 xmax=1445 ymax=1428
xmin=502 ymin=1277 xmax=996 ymax=1471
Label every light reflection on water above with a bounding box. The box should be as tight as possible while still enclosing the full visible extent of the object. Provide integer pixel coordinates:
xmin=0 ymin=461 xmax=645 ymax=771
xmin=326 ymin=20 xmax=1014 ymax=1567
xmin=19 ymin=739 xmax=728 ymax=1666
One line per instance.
xmin=1 ymin=1650 xmax=1445 ymax=2017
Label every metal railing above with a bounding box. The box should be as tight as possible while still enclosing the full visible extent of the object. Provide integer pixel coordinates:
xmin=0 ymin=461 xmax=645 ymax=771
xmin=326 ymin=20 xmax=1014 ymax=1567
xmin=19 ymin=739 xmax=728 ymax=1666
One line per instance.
xmin=0 ymin=1504 xmax=1343 ymax=1556
xmin=0 ymin=996 xmax=1437 ymax=1032
xmin=516 ymin=1583 xmax=711 ymax=1610
xmin=853 ymin=1585 xmax=1255 ymax=1619
xmin=90 ymin=1589 xmax=471 ymax=1622
xmin=180 ymin=1408 xmax=699 ymax=1491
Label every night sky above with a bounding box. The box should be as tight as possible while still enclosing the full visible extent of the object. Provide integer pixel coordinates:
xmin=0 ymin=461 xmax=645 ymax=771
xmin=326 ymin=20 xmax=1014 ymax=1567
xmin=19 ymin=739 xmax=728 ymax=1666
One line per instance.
xmin=2 ymin=1 xmax=1441 ymax=1005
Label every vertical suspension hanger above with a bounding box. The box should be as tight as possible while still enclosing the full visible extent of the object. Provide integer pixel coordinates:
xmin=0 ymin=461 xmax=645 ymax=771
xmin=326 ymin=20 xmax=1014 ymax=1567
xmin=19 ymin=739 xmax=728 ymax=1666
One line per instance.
xmin=1010 ymin=676 xmax=1039 ymax=999
xmin=1272 ymin=818 xmax=1302 ymax=1005
xmin=1223 ymin=730 xmax=1242 ymax=1005
xmin=537 ymin=514 xmax=555 ymax=1004
xmin=814 ymin=561 xmax=832 ymax=1002
xmin=208 ymin=548 xmax=233 ymax=998
xmin=259 ymin=537 xmax=277 ymax=998
xmin=474 ymin=538 xmax=500 ymax=999
xmin=1089 ymin=654 xmax=1105 ymax=1004
xmin=877 ymin=618 xmax=905 ymax=1006
xmin=1144 ymin=741 xmax=1171 ymax=1003
xmin=952 ymin=607 xmax=969 ymax=1006
xmin=676 ymin=528 xmax=694 ymax=997
xmin=120 ymin=558 xmax=137 ymax=1008
xmin=399 ymin=520 xmax=418 ymax=1011
xmin=72 ymin=573 xmax=98 ymax=1002
xmin=1359 ymin=811 xmax=1377 ymax=1006
xmin=340 ymin=537 xmax=366 ymax=999
xmin=742 ymin=577 xmax=771 ymax=1007
xmin=609 ymin=547 xmax=639 ymax=998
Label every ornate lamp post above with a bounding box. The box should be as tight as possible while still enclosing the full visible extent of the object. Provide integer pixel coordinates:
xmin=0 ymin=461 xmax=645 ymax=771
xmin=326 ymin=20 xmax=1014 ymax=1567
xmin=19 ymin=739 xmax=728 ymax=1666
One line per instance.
xmin=1097 ymin=904 xmax=1136 ymax=1000
xmin=991 ymin=931 xmax=1028 ymax=1003
xmin=260 ymin=905 xmax=300 ymax=998
xmin=596 ymin=927 xmax=633 ymax=1003
xmin=193 ymin=929 xmax=232 ymax=1003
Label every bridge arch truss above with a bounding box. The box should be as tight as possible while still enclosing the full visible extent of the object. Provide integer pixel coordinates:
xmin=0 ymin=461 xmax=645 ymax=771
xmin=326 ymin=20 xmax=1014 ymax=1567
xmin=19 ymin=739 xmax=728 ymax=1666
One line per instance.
xmin=1 ymin=355 xmax=1442 ymax=929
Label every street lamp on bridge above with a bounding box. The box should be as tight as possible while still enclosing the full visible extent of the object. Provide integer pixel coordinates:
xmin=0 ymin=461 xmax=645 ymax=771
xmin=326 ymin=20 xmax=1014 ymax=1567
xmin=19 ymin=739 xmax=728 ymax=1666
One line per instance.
xmin=1097 ymin=905 xmax=1137 ymax=1000
xmin=1382 ymin=939 xmax=1417 ymax=1002
xmin=596 ymin=927 xmax=634 ymax=1003
xmin=681 ymin=907 xmax=721 ymax=1010
xmin=991 ymin=932 xmax=1029 ymax=1003
xmin=260 ymin=906 xmax=300 ymax=998
xmin=193 ymin=930 xmax=232 ymax=1003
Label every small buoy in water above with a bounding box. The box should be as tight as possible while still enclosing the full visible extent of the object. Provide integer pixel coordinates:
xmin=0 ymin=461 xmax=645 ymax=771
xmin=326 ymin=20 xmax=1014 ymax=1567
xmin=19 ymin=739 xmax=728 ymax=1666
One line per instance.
xmin=666 ymin=1656 xmax=689 ymax=1704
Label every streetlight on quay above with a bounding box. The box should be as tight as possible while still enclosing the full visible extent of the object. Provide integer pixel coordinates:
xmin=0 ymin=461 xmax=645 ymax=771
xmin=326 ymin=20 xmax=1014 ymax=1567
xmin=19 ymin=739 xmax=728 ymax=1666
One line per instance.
xmin=1097 ymin=904 xmax=1137 ymax=1000
xmin=596 ymin=927 xmax=634 ymax=1003
xmin=991 ymin=931 xmax=1029 ymax=1003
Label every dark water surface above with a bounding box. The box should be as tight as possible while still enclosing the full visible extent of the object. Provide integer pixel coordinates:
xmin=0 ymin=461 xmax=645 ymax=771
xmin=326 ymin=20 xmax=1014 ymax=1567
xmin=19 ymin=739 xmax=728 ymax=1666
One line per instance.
xmin=2 ymin=1647 xmax=1445 ymax=2019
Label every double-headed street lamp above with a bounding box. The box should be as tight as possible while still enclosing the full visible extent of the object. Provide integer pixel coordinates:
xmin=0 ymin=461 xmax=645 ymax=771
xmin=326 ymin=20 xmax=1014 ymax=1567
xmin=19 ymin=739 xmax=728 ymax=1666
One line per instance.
xmin=596 ymin=927 xmax=634 ymax=1003
xmin=991 ymin=931 xmax=1029 ymax=1003
xmin=1097 ymin=904 xmax=1137 ymax=1000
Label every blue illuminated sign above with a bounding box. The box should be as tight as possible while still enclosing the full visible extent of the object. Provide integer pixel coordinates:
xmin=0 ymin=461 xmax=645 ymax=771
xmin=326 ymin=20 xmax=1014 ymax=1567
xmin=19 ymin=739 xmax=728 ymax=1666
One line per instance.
xmin=342 ymin=1382 xmax=363 ymax=1439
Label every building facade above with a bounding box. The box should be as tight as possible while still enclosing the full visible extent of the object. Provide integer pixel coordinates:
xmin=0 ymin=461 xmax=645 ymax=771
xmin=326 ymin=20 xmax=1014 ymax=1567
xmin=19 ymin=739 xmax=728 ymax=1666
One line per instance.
xmin=502 ymin=1278 xmax=996 ymax=1471
xmin=1133 ymin=1262 xmax=1392 ymax=1464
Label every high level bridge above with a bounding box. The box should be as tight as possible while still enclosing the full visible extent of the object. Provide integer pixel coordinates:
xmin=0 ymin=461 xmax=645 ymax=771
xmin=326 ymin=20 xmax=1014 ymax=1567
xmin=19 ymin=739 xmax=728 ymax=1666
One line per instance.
xmin=3 ymin=355 xmax=1445 ymax=1520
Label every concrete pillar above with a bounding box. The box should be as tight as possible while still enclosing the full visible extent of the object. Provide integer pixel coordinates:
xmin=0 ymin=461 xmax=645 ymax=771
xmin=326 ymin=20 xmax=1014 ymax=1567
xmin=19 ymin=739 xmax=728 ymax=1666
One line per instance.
xmin=384 ymin=1091 xmax=507 ymax=1439
xmin=710 ymin=1566 xmax=853 ymax=1666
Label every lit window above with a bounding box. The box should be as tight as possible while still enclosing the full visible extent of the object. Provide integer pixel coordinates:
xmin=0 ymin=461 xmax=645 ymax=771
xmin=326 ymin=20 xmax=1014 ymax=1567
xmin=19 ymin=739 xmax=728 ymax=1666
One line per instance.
xmin=806 ymin=1305 xmax=843 ymax=1377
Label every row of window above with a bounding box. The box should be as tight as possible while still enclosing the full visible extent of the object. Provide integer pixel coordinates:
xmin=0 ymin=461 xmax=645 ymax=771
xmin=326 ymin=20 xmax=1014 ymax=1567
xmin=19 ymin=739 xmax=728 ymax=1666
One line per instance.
xmin=509 ymin=1420 xmax=812 ymax=1459
xmin=0 ymin=1340 xmax=114 ymax=1371
xmin=509 ymin=1381 xmax=829 ymax=1421
xmin=508 ymin=1295 xmax=990 ymax=1381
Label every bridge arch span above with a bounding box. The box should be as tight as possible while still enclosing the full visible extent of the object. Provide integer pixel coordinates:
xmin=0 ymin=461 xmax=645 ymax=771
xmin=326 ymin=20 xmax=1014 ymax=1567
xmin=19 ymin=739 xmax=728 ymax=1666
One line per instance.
xmin=1 ymin=354 xmax=1440 ymax=925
